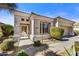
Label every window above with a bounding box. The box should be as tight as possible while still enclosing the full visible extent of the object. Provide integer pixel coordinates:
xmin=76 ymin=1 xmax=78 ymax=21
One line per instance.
xmin=21 ymin=18 xmax=24 ymax=21
xmin=26 ymin=19 xmax=29 ymax=21
xmin=40 ymin=22 xmax=50 ymax=34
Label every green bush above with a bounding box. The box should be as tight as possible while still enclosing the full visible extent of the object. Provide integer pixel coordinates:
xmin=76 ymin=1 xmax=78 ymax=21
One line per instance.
xmin=75 ymin=42 xmax=79 ymax=51
xmin=0 ymin=27 xmax=3 ymax=37
xmin=33 ymin=40 xmax=41 ymax=47
xmin=50 ymin=27 xmax=64 ymax=40
xmin=0 ymin=40 xmax=14 ymax=51
xmin=17 ymin=50 xmax=28 ymax=56
xmin=1 ymin=24 xmax=13 ymax=37
xmin=0 ymin=32 xmax=3 ymax=37
xmin=74 ymin=30 xmax=79 ymax=35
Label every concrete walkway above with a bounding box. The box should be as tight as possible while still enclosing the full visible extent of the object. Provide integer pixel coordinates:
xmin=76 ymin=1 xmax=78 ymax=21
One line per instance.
xmin=19 ymin=36 xmax=79 ymax=56
xmin=18 ymin=39 xmax=33 ymax=47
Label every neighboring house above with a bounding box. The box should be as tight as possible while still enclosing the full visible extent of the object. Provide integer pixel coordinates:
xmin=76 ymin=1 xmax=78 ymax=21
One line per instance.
xmin=13 ymin=10 xmax=75 ymax=41
xmin=55 ymin=16 xmax=75 ymax=36
xmin=74 ymin=22 xmax=79 ymax=31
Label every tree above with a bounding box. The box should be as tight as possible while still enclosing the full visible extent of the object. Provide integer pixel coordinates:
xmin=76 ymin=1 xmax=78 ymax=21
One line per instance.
xmin=0 ymin=3 xmax=17 ymax=37
xmin=0 ymin=3 xmax=17 ymax=12
xmin=1 ymin=24 xmax=14 ymax=37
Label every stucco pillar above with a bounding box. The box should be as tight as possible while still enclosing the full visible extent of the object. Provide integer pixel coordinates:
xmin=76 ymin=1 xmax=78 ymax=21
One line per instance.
xmin=13 ymin=16 xmax=20 ymax=41
xmin=51 ymin=22 xmax=53 ymax=26
xmin=55 ymin=18 xmax=59 ymax=27
xmin=30 ymin=17 xmax=34 ymax=41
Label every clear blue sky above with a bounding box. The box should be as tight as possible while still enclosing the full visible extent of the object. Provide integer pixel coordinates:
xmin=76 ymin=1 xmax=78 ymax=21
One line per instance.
xmin=0 ymin=3 xmax=79 ymax=25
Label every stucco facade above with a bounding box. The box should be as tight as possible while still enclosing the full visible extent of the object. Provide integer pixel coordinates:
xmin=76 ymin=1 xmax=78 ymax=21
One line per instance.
xmin=55 ymin=17 xmax=74 ymax=36
xmin=74 ymin=22 xmax=79 ymax=31
xmin=13 ymin=10 xmax=75 ymax=41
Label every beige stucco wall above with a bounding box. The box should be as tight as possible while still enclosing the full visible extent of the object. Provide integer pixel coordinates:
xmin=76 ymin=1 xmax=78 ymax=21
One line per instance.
xmin=14 ymin=11 xmax=31 ymax=37
xmin=31 ymin=15 xmax=54 ymax=40
xmin=13 ymin=11 xmax=53 ymax=40
xmin=32 ymin=14 xmax=54 ymax=35
xmin=14 ymin=15 xmax=21 ymax=35
xmin=74 ymin=26 xmax=79 ymax=31
xmin=57 ymin=18 xmax=73 ymax=27
xmin=56 ymin=18 xmax=74 ymax=36
xmin=34 ymin=19 xmax=40 ymax=34
xmin=14 ymin=10 xmax=75 ymax=41
xmin=74 ymin=22 xmax=79 ymax=31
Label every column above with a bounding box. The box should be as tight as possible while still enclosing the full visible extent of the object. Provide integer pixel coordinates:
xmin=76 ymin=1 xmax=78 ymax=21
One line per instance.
xmin=51 ymin=22 xmax=53 ymax=27
xmin=31 ymin=17 xmax=34 ymax=41
xmin=56 ymin=18 xmax=59 ymax=27
xmin=13 ymin=16 xmax=20 ymax=41
xmin=27 ymin=25 xmax=28 ymax=34
xmin=56 ymin=21 xmax=59 ymax=27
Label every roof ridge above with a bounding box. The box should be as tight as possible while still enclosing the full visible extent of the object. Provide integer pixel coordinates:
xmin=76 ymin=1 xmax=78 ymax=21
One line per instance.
xmin=55 ymin=16 xmax=75 ymax=23
xmin=31 ymin=12 xmax=54 ymax=19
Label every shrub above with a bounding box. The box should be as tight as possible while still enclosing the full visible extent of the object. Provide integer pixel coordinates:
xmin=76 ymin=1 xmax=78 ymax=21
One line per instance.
xmin=17 ymin=50 xmax=28 ymax=56
xmin=0 ymin=40 xmax=14 ymax=51
xmin=75 ymin=42 xmax=79 ymax=51
xmin=0 ymin=27 xmax=3 ymax=37
xmin=0 ymin=41 xmax=8 ymax=51
xmin=33 ymin=40 xmax=41 ymax=47
xmin=74 ymin=30 xmax=79 ymax=36
xmin=0 ymin=32 xmax=3 ymax=37
xmin=50 ymin=27 xmax=64 ymax=40
xmin=1 ymin=24 xmax=13 ymax=37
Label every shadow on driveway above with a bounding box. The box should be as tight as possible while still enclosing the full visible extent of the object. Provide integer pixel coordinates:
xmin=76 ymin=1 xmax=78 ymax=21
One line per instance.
xmin=44 ymin=51 xmax=61 ymax=56
xmin=20 ymin=44 xmax=49 ymax=56
xmin=60 ymin=38 xmax=69 ymax=41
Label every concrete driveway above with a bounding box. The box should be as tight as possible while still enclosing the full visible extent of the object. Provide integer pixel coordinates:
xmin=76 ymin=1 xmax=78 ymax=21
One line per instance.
xmin=18 ymin=36 xmax=79 ymax=56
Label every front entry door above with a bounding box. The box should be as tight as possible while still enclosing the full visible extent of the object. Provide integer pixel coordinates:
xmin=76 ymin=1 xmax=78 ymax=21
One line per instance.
xmin=22 ymin=25 xmax=28 ymax=34
xmin=21 ymin=25 xmax=29 ymax=38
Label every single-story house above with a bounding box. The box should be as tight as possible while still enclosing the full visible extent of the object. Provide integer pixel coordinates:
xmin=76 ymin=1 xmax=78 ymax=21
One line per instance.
xmin=13 ymin=10 xmax=75 ymax=41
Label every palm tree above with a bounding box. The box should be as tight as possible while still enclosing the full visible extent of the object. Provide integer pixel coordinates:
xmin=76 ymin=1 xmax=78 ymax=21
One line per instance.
xmin=0 ymin=3 xmax=19 ymax=53
xmin=0 ymin=3 xmax=17 ymax=12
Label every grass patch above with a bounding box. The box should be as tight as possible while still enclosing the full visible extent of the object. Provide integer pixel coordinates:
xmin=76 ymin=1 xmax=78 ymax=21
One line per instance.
xmin=75 ymin=42 xmax=79 ymax=51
